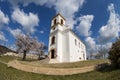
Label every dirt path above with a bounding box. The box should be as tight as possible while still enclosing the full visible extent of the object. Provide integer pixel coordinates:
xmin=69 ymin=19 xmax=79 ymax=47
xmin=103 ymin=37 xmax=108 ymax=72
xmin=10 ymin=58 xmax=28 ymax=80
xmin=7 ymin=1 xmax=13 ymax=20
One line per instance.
xmin=7 ymin=60 xmax=96 ymax=75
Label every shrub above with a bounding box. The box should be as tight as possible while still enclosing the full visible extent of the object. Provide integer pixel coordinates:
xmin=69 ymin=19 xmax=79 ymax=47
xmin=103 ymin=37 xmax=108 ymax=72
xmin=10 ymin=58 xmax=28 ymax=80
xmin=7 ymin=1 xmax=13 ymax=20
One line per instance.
xmin=108 ymin=38 xmax=120 ymax=68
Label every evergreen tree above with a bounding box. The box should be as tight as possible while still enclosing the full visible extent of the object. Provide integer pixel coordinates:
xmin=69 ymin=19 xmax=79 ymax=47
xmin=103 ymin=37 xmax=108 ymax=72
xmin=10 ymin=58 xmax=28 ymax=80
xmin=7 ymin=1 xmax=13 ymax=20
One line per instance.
xmin=108 ymin=38 xmax=120 ymax=68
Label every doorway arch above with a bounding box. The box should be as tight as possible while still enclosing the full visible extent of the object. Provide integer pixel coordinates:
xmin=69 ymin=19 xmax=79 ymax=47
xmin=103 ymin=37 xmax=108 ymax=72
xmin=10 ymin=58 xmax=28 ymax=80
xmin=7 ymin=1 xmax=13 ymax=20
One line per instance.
xmin=51 ymin=49 xmax=55 ymax=59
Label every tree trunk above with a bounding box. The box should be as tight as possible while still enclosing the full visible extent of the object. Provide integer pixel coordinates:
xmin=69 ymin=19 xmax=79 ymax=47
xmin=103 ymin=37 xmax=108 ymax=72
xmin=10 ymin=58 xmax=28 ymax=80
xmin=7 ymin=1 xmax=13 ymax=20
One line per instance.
xmin=22 ymin=51 xmax=26 ymax=60
xmin=38 ymin=54 xmax=41 ymax=60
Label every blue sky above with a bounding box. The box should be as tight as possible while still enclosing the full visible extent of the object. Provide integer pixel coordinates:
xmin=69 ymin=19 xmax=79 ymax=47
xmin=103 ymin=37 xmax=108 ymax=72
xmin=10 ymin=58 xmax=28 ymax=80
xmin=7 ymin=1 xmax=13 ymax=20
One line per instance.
xmin=0 ymin=0 xmax=120 ymax=55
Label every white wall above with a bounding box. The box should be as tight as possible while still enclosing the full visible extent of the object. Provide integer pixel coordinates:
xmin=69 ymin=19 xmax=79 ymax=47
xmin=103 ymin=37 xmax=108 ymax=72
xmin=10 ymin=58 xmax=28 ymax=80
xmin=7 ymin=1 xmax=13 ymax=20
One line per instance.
xmin=56 ymin=31 xmax=63 ymax=62
xmin=68 ymin=31 xmax=86 ymax=62
xmin=61 ymin=31 xmax=69 ymax=62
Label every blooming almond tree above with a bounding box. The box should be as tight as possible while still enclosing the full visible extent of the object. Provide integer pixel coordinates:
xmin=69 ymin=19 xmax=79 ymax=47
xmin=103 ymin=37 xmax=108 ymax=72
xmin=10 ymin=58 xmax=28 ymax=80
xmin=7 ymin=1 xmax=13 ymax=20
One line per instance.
xmin=32 ymin=38 xmax=47 ymax=60
xmin=16 ymin=34 xmax=46 ymax=60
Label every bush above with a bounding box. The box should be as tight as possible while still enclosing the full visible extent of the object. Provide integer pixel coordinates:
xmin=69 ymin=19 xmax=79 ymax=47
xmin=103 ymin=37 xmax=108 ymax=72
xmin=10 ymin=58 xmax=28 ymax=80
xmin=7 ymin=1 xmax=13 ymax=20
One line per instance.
xmin=108 ymin=38 xmax=120 ymax=68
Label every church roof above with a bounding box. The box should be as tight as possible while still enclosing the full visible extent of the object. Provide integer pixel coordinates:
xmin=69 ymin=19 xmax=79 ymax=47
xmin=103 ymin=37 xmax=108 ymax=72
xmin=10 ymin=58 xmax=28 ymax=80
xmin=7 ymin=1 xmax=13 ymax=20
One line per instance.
xmin=52 ymin=13 xmax=66 ymax=21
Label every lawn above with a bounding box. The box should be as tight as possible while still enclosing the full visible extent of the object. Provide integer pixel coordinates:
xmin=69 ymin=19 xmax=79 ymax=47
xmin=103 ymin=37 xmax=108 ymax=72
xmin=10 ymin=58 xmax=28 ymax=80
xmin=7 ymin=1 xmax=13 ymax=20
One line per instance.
xmin=20 ymin=59 xmax=109 ymax=68
xmin=0 ymin=62 xmax=120 ymax=80
xmin=0 ymin=56 xmax=120 ymax=80
xmin=0 ymin=56 xmax=17 ymax=62
xmin=0 ymin=56 xmax=109 ymax=68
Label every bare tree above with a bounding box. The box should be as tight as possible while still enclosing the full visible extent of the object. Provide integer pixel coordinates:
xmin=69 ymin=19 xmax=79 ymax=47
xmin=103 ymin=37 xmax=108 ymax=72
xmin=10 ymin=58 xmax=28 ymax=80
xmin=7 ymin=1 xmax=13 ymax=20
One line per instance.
xmin=16 ymin=34 xmax=46 ymax=60
xmin=94 ymin=53 xmax=103 ymax=59
xmin=98 ymin=47 xmax=109 ymax=59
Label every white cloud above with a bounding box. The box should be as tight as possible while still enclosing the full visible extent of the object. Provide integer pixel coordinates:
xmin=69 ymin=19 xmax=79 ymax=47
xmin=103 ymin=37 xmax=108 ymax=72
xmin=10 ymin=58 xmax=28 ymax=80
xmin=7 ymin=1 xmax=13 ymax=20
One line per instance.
xmin=10 ymin=0 xmax=85 ymax=29
xmin=22 ymin=0 xmax=56 ymax=7
xmin=102 ymin=42 xmax=112 ymax=50
xmin=0 ymin=10 xmax=9 ymax=28
xmin=40 ymin=30 xmax=44 ymax=34
xmin=11 ymin=8 xmax=39 ymax=34
xmin=76 ymin=15 xmax=94 ymax=37
xmin=0 ymin=10 xmax=9 ymax=42
xmin=85 ymin=37 xmax=96 ymax=51
xmin=8 ymin=28 xmax=24 ymax=38
xmin=0 ymin=32 xmax=7 ymax=41
xmin=99 ymin=3 xmax=120 ymax=43
xmin=85 ymin=36 xmax=112 ymax=55
xmin=54 ymin=0 xmax=85 ymax=28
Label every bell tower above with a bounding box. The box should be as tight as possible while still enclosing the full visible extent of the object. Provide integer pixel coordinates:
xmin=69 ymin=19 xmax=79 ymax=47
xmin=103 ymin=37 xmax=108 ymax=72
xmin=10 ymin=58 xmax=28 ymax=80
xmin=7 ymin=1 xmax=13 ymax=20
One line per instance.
xmin=48 ymin=13 xmax=66 ymax=63
xmin=51 ymin=13 xmax=65 ymax=26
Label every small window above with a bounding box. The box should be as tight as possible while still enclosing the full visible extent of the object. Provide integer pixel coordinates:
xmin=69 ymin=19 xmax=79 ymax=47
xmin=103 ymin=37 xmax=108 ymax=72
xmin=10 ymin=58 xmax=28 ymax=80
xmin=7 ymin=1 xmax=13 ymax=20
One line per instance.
xmin=51 ymin=36 xmax=55 ymax=45
xmin=79 ymin=42 xmax=80 ymax=48
xmin=79 ymin=57 xmax=81 ymax=60
xmin=61 ymin=19 xmax=63 ymax=24
xmin=81 ymin=44 xmax=82 ymax=48
xmin=54 ymin=19 xmax=57 ymax=25
xmin=83 ymin=53 xmax=85 ymax=60
xmin=75 ymin=39 xmax=77 ymax=45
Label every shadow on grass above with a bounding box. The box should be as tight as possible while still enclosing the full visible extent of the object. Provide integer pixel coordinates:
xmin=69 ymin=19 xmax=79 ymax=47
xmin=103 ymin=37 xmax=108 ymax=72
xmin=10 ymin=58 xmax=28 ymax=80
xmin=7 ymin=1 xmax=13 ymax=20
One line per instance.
xmin=95 ymin=63 xmax=119 ymax=73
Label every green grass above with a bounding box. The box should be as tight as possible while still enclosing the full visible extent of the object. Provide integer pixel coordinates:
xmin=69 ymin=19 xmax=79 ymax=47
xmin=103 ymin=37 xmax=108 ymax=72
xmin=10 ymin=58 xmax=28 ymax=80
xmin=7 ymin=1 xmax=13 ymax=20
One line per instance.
xmin=0 ymin=56 xmax=109 ymax=68
xmin=20 ymin=59 xmax=109 ymax=68
xmin=0 ymin=56 xmax=120 ymax=80
xmin=0 ymin=56 xmax=18 ymax=62
xmin=0 ymin=62 xmax=120 ymax=80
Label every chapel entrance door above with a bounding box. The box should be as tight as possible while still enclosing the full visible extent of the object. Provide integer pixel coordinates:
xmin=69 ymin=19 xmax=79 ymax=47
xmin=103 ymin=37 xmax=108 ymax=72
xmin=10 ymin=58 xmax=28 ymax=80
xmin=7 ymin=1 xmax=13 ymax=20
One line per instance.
xmin=51 ymin=50 xmax=55 ymax=59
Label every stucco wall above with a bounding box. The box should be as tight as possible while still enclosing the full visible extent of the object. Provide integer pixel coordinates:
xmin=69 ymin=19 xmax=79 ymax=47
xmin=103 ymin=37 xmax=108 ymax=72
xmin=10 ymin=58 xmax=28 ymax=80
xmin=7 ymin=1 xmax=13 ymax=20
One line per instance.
xmin=61 ymin=31 xmax=69 ymax=62
xmin=56 ymin=31 xmax=63 ymax=62
xmin=68 ymin=31 xmax=86 ymax=62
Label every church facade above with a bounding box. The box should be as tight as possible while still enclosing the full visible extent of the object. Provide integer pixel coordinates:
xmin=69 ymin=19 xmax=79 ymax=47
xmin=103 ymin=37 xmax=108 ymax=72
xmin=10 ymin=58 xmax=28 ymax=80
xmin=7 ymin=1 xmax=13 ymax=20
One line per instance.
xmin=48 ymin=13 xmax=86 ymax=63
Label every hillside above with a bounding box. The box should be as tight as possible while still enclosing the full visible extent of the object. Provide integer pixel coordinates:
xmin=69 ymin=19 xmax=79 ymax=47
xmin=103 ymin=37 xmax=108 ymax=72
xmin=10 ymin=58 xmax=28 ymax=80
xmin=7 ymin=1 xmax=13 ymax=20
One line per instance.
xmin=0 ymin=45 xmax=16 ymax=55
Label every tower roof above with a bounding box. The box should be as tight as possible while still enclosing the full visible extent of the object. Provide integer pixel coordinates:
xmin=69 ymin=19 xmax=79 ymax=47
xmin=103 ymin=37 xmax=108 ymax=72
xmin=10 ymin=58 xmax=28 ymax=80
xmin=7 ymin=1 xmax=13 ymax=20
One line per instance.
xmin=52 ymin=13 xmax=66 ymax=21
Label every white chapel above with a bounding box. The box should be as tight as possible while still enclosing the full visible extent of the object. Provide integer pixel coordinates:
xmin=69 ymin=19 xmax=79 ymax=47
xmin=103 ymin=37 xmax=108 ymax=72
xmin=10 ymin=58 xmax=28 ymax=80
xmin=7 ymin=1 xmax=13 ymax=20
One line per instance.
xmin=48 ymin=13 xmax=86 ymax=63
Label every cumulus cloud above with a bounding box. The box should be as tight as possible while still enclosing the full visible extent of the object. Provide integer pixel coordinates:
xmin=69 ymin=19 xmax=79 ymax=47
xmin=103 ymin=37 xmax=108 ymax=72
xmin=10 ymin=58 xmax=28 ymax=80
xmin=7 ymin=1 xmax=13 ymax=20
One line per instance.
xmin=102 ymin=42 xmax=112 ymax=50
xmin=85 ymin=36 xmax=112 ymax=55
xmin=9 ymin=0 xmax=85 ymax=29
xmin=11 ymin=8 xmax=39 ymax=34
xmin=85 ymin=37 xmax=96 ymax=52
xmin=0 ymin=10 xmax=9 ymax=42
xmin=8 ymin=28 xmax=24 ymax=38
xmin=22 ymin=0 xmax=56 ymax=7
xmin=54 ymin=0 xmax=85 ymax=28
xmin=76 ymin=15 xmax=94 ymax=37
xmin=0 ymin=32 xmax=7 ymax=41
xmin=99 ymin=4 xmax=120 ymax=43
xmin=85 ymin=4 xmax=118 ymax=55
xmin=0 ymin=10 xmax=9 ymax=28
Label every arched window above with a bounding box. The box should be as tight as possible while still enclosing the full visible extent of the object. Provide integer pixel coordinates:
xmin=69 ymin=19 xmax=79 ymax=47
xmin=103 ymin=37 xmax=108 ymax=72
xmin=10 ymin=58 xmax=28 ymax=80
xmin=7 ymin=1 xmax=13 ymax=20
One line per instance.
xmin=54 ymin=19 xmax=57 ymax=25
xmin=61 ymin=19 xmax=63 ymax=24
xmin=51 ymin=36 xmax=55 ymax=45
